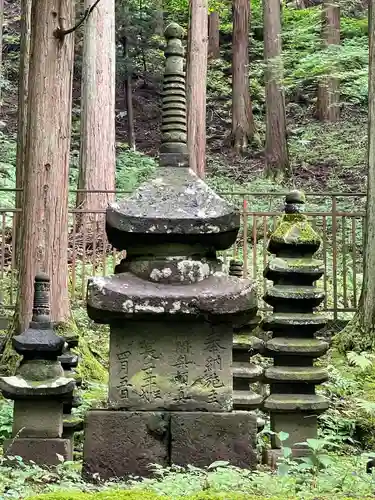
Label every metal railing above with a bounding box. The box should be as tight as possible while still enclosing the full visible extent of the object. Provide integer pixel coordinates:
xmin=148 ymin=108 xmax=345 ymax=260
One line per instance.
xmin=0 ymin=189 xmax=366 ymax=320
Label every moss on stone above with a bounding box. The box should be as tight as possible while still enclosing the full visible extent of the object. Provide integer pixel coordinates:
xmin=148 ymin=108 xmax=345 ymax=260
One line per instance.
xmin=270 ymin=214 xmax=321 ymax=247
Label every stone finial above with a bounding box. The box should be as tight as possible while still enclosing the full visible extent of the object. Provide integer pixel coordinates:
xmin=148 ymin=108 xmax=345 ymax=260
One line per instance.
xmin=229 ymin=260 xmax=243 ymax=278
xmin=160 ymin=22 xmax=187 ymax=158
xmin=262 ymin=190 xmax=329 ymax=456
xmin=0 ymin=274 xmax=75 ymax=465
xmin=31 ymin=272 xmax=51 ymax=324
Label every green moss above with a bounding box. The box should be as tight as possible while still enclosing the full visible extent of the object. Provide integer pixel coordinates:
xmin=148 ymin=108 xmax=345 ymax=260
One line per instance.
xmin=271 ymin=215 xmax=321 ymax=246
xmin=74 ymin=337 xmax=107 ymax=383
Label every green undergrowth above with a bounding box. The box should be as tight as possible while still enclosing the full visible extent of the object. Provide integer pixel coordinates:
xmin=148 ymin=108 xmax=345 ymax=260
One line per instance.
xmin=1 ymin=455 xmax=375 ymax=499
xmin=26 ymin=493 xmax=374 ymax=500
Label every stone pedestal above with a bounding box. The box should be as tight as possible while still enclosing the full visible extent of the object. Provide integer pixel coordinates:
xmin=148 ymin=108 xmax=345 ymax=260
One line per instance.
xmin=83 ymin=22 xmax=258 ymax=480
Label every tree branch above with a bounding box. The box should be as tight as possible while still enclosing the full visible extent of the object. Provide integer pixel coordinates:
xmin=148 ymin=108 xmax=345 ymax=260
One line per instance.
xmin=54 ymin=0 xmax=102 ymax=40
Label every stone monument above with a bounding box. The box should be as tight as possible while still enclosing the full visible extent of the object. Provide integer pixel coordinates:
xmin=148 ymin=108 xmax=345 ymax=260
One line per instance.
xmin=262 ymin=191 xmax=329 ymax=460
xmin=0 ymin=274 xmax=75 ymax=464
xmin=83 ymin=23 xmax=258 ymax=480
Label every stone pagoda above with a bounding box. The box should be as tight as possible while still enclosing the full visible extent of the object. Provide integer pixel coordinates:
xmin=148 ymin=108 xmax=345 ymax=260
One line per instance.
xmin=0 ymin=274 xmax=75 ymax=464
xmin=262 ymin=191 xmax=329 ymax=459
xmin=83 ymin=23 xmax=258 ymax=480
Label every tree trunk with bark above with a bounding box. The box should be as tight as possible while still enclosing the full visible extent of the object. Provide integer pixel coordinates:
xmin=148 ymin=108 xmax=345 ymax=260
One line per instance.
xmin=14 ymin=0 xmax=32 ymax=265
xmin=263 ymin=0 xmax=290 ymax=180
xmin=208 ymin=11 xmax=220 ymax=59
xmin=16 ymin=0 xmax=75 ymax=333
xmin=0 ymin=0 xmax=4 ymax=105
xmin=123 ymin=36 xmax=135 ymax=150
xmin=336 ymin=0 xmax=375 ymax=353
xmin=76 ymin=0 xmax=116 ymax=225
xmin=316 ymin=1 xmax=340 ymax=122
xmin=231 ymin=0 xmax=255 ymax=154
xmin=186 ymin=0 xmax=208 ymax=178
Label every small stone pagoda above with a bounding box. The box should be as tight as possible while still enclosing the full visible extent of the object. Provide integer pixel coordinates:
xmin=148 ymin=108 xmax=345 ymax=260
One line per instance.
xmin=262 ymin=191 xmax=329 ymax=458
xmin=83 ymin=23 xmax=258 ymax=480
xmin=0 ymin=274 xmax=75 ymax=464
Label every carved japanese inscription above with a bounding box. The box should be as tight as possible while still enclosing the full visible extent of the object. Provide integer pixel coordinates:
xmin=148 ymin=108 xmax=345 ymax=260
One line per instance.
xmin=109 ymin=321 xmax=233 ymax=411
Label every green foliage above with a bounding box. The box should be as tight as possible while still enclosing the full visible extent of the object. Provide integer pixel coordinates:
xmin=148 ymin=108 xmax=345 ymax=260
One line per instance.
xmin=0 ymin=399 xmax=12 ymax=443
xmin=116 ymin=147 xmax=157 ymax=194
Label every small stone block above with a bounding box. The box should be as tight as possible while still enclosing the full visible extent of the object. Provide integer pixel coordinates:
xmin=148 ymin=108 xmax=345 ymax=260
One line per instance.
xmin=170 ymin=412 xmax=257 ymax=469
xmin=13 ymin=399 xmax=63 ymax=438
xmin=4 ymin=438 xmax=72 ymax=465
xmin=270 ymin=412 xmax=318 ymax=448
xmin=83 ymin=410 xmax=169 ymax=480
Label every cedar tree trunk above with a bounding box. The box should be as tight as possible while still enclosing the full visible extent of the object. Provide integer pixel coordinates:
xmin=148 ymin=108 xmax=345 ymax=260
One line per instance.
xmin=336 ymin=0 xmax=375 ymax=352
xmin=76 ymin=0 xmax=116 ymax=224
xmin=15 ymin=0 xmax=32 ymax=265
xmin=208 ymin=11 xmax=220 ymax=59
xmin=316 ymin=1 xmax=340 ymax=122
xmin=231 ymin=0 xmax=255 ymax=153
xmin=187 ymin=0 xmax=208 ymax=178
xmin=263 ymin=0 xmax=290 ymax=180
xmin=16 ymin=0 xmax=75 ymax=333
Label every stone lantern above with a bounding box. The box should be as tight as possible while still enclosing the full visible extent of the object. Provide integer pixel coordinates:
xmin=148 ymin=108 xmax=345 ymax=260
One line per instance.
xmin=0 ymin=274 xmax=75 ymax=464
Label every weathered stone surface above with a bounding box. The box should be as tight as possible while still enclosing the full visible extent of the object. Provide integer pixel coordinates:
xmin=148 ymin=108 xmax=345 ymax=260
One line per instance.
xmin=109 ymin=321 xmax=233 ymax=411
xmin=270 ymin=412 xmax=318 ymax=448
xmin=170 ymin=412 xmax=257 ymax=468
xmin=13 ymin=400 xmax=63 ymax=438
xmin=4 ymin=438 xmax=72 ymax=464
xmin=264 ymin=366 xmax=329 ymax=383
xmin=83 ymin=410 xmax=169 ymax=480
xmin=266 ymin=337 xmax=329 ymax=356
xmin=87 ymin=272 xmax=256 ymax=323
xmin=264 ymin=394 xmax=329 ymax=412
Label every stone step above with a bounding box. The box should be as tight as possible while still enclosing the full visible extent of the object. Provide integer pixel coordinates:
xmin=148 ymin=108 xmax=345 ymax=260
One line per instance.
xmin=232 ymin=362 xmax=263 ymax=380
xmin=233 ymin=390 xmax=264 ymax=410
xmin=264 ymin=393 xmax=329 ymax=412
xmin=264 ymin=366 xmax=328 ymax=384
xmin=266 ymin=337 xmax=329 ymax=357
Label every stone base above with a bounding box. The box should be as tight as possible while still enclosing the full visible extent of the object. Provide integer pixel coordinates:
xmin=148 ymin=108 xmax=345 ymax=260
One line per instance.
xmin=263 ymin=447 xmax=311 ymax=470
xmin=4 ymin=438 xmax=72 ymax=465
xmin=83 ymin=410 xmax=258 ymax=480
xmin=83 ymin=410 xmax=169 ymax=480
xmin=170 ymin=411 xmax=257 ymax=469
xmin=270 ymin=412 xmax=318 ymax=448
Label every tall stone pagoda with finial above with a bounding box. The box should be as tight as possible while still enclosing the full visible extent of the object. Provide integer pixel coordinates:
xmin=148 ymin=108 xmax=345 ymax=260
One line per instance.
xmin=83 ymin=23 xmax=258 ymax=480
xmin=262 ymin=191 xmax=329 ymax=461
xmin=0 ymin=274 xmax=75 ymax=464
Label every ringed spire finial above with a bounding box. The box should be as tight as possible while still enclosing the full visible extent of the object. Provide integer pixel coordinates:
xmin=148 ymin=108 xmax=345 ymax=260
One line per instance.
xmin=160 ymin=22 xmax=188 ymax=159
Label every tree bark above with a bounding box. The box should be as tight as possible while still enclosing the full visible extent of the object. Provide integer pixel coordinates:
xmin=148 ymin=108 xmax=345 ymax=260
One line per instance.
xmin=0 ymin=0 xmax=4 ymax=105
xmin=316 ymin=1 xmax=340 ymax=122
xmin=123 ymin=36 xmax=135 ymax=150
xmin=231 ymin=0 xmax=255 ymax=154
xmin=264 ymin=0 xmax=290 ymax=180
xmin=186 ymin=0 xmax=208 ymax=179
xmin=154 ymin=0 xmax=164 ymax=36
xmin=208 ymin=11 xmax=220 ymax=59
xmin=16 ymin=0 xmax=75 ymax=333
xmin=76 ymin=0 xmax=116 ymax=224
xmin=14 ymin=0 xmax=32 ymax=266
xmin=336 ymin=0 xmax=375 ymax=353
